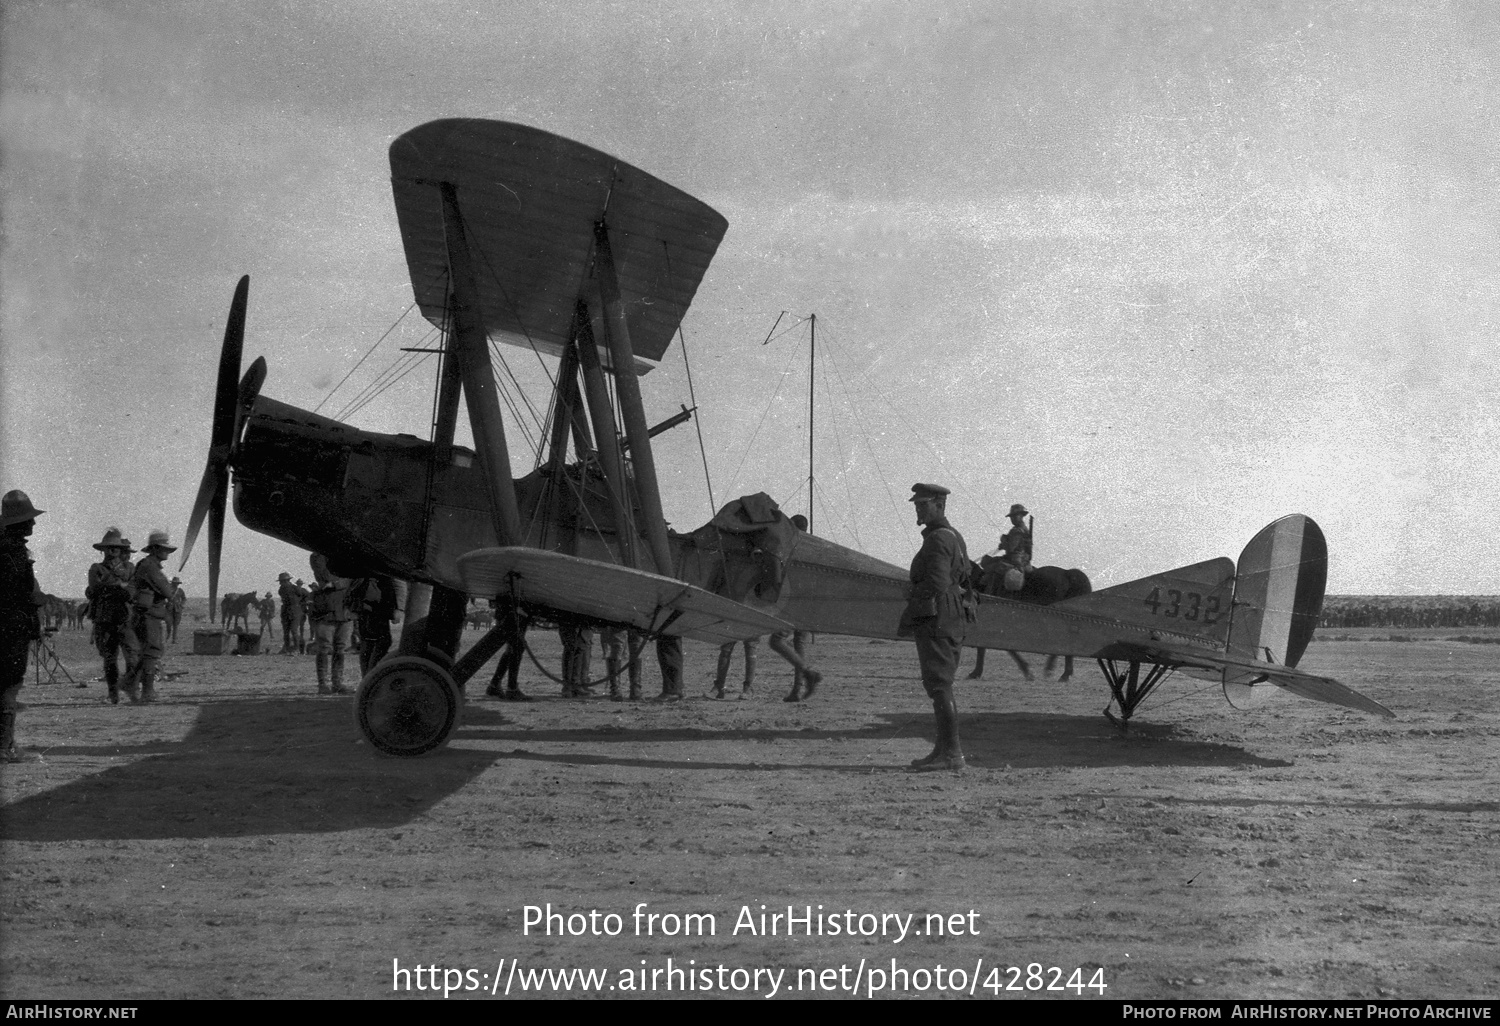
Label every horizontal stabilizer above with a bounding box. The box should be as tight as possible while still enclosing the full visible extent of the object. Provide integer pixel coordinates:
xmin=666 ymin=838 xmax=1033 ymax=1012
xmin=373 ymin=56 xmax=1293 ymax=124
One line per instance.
xmin=457 ymin=547 xmax=791 ymax=644
xmin=1122 ymin=639 xmax=1395 ymax=719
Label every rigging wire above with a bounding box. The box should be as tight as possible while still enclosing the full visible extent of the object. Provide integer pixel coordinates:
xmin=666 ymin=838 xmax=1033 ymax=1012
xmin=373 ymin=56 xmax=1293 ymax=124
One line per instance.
xmin=333 ymin=324 xmax=441 ymax=422
xmin=336 ymin=325 xmax=440 ymax=418
xmin=337 ymin=348 xmax=436 ymax=423
xmin=487 ymin=339 xmax=541 ymax=464
xmin=312 ymin=299 xmax=419 ymax=416
xmin=663 ymin=240 xmax=717 ymax=517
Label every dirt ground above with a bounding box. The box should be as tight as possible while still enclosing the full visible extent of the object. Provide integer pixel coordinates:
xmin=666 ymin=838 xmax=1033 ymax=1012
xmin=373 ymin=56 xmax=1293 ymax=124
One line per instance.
xmin=2 ymin=622 xmax=1497 ymax=1001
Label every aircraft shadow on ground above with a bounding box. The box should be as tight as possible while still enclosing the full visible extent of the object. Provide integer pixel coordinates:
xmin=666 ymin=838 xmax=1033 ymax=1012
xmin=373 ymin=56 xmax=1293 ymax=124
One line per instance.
xmin=457 ymin=706 xmax=1291 ymax=772
xmin=1 ymin=698 xmax=505 ymax=844
xmin=1 ymin=703 xmax=1285 ymax=844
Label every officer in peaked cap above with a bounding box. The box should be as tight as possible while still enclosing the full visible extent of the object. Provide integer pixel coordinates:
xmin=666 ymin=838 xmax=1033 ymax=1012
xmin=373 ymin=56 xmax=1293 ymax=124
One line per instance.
xmin=1 ymin=490 xmax=47 ymax=761
xmin=897 ymin=482 xmax=974 ymax=773
xmin=119 ymin=530 xmax=177 ymax=704
xmin=85 ymin=527 xmax=139 ymax=703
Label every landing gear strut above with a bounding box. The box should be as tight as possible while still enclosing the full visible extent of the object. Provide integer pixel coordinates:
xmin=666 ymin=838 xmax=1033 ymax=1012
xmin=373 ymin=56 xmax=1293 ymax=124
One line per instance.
xmin=1097 ymin=659 xmax=1173 ymax=730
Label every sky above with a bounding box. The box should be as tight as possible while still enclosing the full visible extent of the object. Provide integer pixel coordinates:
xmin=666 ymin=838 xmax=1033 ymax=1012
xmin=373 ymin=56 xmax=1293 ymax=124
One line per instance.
xmin=4 ymin=0 xmax=1500 ymax=599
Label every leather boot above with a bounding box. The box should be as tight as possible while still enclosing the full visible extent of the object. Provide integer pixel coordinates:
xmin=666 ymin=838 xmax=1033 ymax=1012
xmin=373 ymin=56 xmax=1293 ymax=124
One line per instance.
xmin=909 ymin=693 xmax=965 ymax=772
xmin=607 ymin=655 xmax=623 ymax=700
xmin=330 ymin=654 xmax=349 ymax=694
xmin=709 ymin=645 xmax=731 ymax=699
xmin=316 ymin=655 xmax=331 ymax=694
xmin=105 ymin=663 xmax=120 ymax=705
xmin=138 ymin=672 xmax=157 ymax=705
xmin=909 ymin=695 xmax=946 ymax=768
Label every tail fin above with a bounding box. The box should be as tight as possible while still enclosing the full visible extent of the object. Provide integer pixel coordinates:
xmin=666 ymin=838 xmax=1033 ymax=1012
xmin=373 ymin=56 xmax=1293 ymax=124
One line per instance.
xmin=1222 ymin=515 xmax=1328 ymax=707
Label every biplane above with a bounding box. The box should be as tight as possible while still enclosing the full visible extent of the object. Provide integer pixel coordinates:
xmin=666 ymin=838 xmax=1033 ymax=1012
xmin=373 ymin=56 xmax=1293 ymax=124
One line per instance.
xmin=179 ymin=118 xmax=1393 ymax=757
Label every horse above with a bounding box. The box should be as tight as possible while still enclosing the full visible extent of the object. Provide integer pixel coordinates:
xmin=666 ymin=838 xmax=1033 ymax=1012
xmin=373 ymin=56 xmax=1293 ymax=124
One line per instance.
xmin=220 ymin=592 xmax=258 ymax=632
xmin=966 ymin=562 xmax=1092 ymax=682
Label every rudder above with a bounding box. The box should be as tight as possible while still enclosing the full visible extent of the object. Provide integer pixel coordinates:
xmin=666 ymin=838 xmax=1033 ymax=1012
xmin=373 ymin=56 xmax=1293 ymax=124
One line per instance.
xmin=1223 ymin=515 xmax=1327 ymax=705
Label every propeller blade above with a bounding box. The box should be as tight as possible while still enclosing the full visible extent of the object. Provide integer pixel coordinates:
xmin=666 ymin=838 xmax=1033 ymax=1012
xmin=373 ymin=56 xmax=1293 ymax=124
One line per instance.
xmin=180 ymin=276 xmax=250 ymax=619
xmin=236 ymin=356 xmax=267 ymax=432
xmin=179 ymin=462 xmax=223 ymax=573
xmin=208 ymin=470 xmax=225 ymax=624
xmin=212 ymin=276 xmax=249 ymax=454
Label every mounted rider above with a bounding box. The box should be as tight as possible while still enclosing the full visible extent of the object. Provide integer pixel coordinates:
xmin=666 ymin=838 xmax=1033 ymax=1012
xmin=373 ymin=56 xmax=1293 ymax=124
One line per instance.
xmin=977 ymin=502 xmax=1033 ymax=594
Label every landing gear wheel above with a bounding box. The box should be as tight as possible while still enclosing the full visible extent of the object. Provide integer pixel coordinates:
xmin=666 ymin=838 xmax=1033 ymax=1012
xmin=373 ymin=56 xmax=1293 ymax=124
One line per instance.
xmin=354 ymin=656 xmax=463 ymax=757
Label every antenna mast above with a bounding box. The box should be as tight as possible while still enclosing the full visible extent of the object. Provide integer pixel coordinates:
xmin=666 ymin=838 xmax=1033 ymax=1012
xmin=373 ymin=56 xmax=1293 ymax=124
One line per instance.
xmin=807 ymin=313 xmax=815 ymax=536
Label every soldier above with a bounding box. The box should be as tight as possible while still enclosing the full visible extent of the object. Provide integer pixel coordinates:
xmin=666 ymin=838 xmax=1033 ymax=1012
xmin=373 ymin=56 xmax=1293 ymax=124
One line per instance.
xmin=256 ymin=591 xmax=275 ymax=640
xmin=898 ymin=483 xmax=975 ymax=774
xmin=559 ymin=623 xmax=594 ymax=697
xmin=653 ymin=635 xmax=685 ymax=702
xmin=351 ymin=574 xmax=405 ymax=676
xmin=598 ymin=627 xmax=640 ymax=702
xmin=710 ymin=637 xmax=758 ymax=699
xmin=995 ymin=503 xmax=1032 ymax=571
xmin=293 ymin=578 xmax=310 ymax=651
xmin=167 ymin=577 xmax=186 ymax=643
xmin=84 ymin=527 xmax=139 ymax=704
xmin=485 ymin=599 xmax=533 ymax=701
xmin=276 ymin=572 xmax=303 ymax=653
xmin=307 ymin=553 xmax=352 ymax=694
xmin=1 ymin=490 xmax=47 ymax=762
xmin=120 ymin=529 xmax=177 ymax=705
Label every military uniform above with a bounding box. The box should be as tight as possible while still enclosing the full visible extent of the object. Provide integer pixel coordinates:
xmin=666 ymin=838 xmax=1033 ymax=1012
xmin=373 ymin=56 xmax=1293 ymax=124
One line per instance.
xmin=122 ymin=531 xmax=178 ymax=704
xmin=167 ymin=579 xmax=186 ymax=643
xmin=352 ymin=575 xmax=404 ymax=676
xmin=996 ymin=503 xmax=1032 ymax=570
xmin=277 ymin=573 xmax=304 ymax=653
xmin=308 ymin=554 xmax=352 ymax=694
xmin=487 ymin=600 xmax=534 ymax=701
xmin=1 ymin=491 xmax=47 ymax=762
xmin=898 ymin=483 xmax=973 ymax=772
xmin=598 ymin=627 xmax=640 ymax=701
xmin=85 ymin=528 xmax=138 ymax=703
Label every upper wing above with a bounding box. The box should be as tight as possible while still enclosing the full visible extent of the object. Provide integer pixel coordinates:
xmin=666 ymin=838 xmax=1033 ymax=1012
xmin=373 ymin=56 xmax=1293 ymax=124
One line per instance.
xmin=456 ymin=547 xmax=792 ymax=644
xmin=389 ymin=119 xmax=729 ymax=371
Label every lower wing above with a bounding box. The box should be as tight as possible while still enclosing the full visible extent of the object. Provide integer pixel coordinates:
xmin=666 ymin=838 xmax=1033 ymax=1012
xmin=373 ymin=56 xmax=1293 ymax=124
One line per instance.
xmin=456 ymin=547 xmax=792 ymax=644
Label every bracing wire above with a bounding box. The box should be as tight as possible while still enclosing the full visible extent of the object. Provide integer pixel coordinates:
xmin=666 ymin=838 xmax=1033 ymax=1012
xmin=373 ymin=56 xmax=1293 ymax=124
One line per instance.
xmin=336 ymin=348 xmax=432 ymax=421
xmin=337 ymin=349 xmax=436 ymax=423
xmin=333 ymin=325 xmax=442 ymax=421
xmin=662 ymin=240 xmax=717 ymax=517
xmin=313 ymin=300 xmax=419 ymax=416
xmin=678 ymin=323 xmax=716 ymax=516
